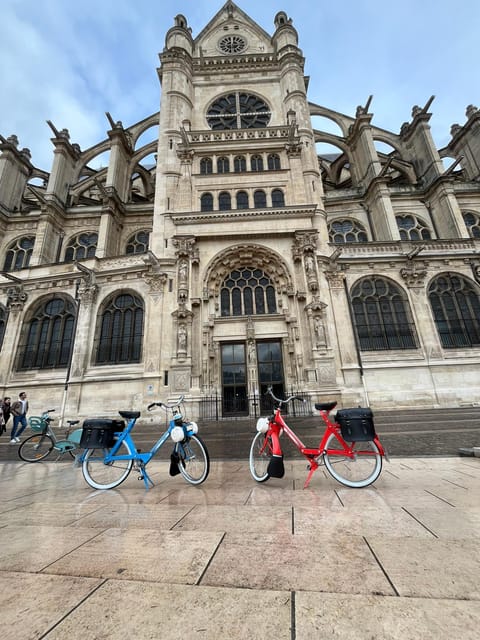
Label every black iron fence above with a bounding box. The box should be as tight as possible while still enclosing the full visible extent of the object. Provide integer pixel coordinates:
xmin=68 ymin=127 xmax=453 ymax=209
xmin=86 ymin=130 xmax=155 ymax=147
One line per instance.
xmin=199 ymin=390 xmax=313 ymax=421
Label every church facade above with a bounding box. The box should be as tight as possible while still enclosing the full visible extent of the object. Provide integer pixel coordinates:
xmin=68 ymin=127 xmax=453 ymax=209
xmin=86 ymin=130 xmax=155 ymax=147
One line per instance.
xmin=1 ymin=1 xmax=480 ymax=423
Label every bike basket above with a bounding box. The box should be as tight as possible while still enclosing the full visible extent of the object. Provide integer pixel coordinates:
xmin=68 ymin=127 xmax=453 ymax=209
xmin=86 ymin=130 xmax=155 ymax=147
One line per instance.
xmin=29 ymin=416 xmax=47 ymax=432
xmin=80 ymin=419 xmax=124 ymax=449
xmin=336 ymin=408 xmax=376 ymax=441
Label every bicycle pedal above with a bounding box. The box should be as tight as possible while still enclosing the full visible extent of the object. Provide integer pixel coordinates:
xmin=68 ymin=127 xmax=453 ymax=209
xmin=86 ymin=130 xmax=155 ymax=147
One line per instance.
xmin=137 ymin=475 xmax=144 ymax=481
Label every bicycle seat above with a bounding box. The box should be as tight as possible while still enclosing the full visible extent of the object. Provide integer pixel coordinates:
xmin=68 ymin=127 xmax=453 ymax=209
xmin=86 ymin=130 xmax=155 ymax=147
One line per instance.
xmin=315 ymin=401 xmax=337 ymax=412
xmin=67 ymin=420 xmax=80 ymax=426
xmin=119 ymin=411 xmax=141 ymax=420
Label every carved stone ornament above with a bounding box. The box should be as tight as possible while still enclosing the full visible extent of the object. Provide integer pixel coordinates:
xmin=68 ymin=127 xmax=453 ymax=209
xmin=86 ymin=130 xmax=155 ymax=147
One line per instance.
xmin=172 ymin=236 xmax=199 ymax=263
xmin=292 ymin=231 xmax=318 ymax=262
xmin=400 ymin=264 xmax=427 ymax=287
xmin=6 ymin=285 xmax=27 ymax=311
xmin=77 ymin=283 xmax=98 ymax=304
xmin=142 ymin=271 xmax=167 ymax=293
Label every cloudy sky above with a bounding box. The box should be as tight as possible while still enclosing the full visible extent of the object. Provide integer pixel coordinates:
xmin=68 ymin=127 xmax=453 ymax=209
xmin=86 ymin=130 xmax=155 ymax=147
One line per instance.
xmin=1 ymin=0 xmax=478 ymax=169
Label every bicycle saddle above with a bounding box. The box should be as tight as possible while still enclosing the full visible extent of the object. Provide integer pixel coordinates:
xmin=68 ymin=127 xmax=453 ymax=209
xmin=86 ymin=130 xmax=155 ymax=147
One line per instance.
xmin=315 ymin=401 xmax=337 ymax=412
xmin=118 ymin=411 xmax=141 ymax=420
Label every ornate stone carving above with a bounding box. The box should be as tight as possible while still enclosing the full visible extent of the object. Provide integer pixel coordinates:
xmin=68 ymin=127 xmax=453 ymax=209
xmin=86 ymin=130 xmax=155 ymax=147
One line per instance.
xmin=400 ymin=264 xmax=427 ymax=287
xmin=172 ymin=236 xmax=199 ymax=264
xmin=292 ymin=231 xmax=318 ymax=262
xmin=142 ymin=271 xmax=167 ymax=293
xmin=6 ymin=285 xmax=27 ymax=311
xmin=77 ymin=283 xmax=98 ymax=304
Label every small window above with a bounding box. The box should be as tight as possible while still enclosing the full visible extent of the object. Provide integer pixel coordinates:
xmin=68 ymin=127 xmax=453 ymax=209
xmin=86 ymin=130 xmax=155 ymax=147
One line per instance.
xmin=201 ymin=193 xmax=214 ymax=212
xmin=64 ymin=233 xmax=97 ymax=263
xmin=328 ymin=219 xmax=368 ymax=244
xmin=396 ymin=215 xmax=431 ymax=241
xmin=219 ymin=192 xmax=232 ymax=211
xmin=217 ymin=157 xmax=230 ymax=173
xmin=463 ymin=211 xmax=480 ymax=238
xmin=236 ymin=191 xmax=249 ymax=209
xmin=251 ymin=155 xmax=264 ymax=172
xmin=126 ymin=230 xmax=150 ymax=255
xmin=200 ymin=157 xmax=213 ymax=174
xmin=234 ymin=156 xmax=246 ymax=172
xmin=271 ymin=189 xmax=285 ymax=207
xmin=254 ymin=190 xmax=267 ymax=208
xmin=3 ymin=236 xmax=35 ymax=271
xmin=267 ymin=154 xmax=281 ymax=170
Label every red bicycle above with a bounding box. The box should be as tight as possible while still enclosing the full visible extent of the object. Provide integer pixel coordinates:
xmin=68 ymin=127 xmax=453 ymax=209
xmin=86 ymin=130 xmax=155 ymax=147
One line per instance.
xmin=249 ymin=387 xmax=388 ymax=489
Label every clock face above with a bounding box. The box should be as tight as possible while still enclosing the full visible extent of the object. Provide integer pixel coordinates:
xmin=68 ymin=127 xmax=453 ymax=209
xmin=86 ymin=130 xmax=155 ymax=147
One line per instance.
xmin=218 ymin=34 xmax=247 ymax=54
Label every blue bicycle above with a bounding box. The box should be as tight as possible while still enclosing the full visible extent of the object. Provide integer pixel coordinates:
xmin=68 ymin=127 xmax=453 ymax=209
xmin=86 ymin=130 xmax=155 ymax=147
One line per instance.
xmin=81 ymin=397 xmax=210 ymax=490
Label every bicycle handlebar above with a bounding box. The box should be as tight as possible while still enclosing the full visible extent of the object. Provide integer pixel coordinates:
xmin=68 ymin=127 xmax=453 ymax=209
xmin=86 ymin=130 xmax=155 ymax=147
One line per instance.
xmin=265 ymin=386 xmax=305 ymax=406
xmin=147 ymin=396 xmax=185 ymax=412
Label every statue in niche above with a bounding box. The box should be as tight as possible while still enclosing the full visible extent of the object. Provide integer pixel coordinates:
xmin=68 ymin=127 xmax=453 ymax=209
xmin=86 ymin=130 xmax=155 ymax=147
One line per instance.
xmin=304 ymin=254 xmax=315 ymax=276
xmin=313 ymin=316 xmax=327 ymax=347
xmin=178 ymin=261 xmax=188 ymax=285
xmin=178 ymin=324 xmax=187 ymax=352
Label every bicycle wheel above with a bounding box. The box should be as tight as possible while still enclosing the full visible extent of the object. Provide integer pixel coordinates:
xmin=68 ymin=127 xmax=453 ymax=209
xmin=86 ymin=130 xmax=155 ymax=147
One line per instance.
xmin=82 ymin=440 xmax=133 ymax=490
xmin=18 ymin=434 xmax=54 ymax=462
xmin=323 ymin=432 xmax=382 ymax=488
xmin=176 ymin=435 xmax=209 ymax=485
xmin=249 ymin=431 xmax=273 ymax=482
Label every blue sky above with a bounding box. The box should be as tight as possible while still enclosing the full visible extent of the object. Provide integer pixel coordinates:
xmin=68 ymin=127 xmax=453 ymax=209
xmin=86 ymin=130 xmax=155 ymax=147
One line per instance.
xmin=1 ymin=0 xmax=478 ymax=170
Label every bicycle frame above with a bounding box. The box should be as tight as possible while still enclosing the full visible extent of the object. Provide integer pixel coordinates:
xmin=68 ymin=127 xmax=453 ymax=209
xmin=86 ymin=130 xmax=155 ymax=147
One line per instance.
xmin=266 ymin=405 xmax=387 ymax=489
xmin=26 ymin=411 xmax=82 ymax=459
xmin=84 ymin=412 xmax=194 ymax=490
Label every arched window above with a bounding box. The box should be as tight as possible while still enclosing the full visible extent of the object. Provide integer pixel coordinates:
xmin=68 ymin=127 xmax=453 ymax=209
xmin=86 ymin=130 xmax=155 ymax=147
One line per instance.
xmin=396 ymin=214 xmax=432 ymax=241
xmin=463 ymin=211 xmax=480 ymax=238
xmin=217 ymin=157 xmax=230 ymax=173
xmin=18 ymin=297 xmax=76 ymax=370
xmin=206 ymin=92 xmax=271 ymax=130
xmin=236 ymin=191 xmax=249 ymax=209
xmin=0 ymin=305 xmax=6 ymax=352
xmin=271 ymin=189 xmax=285 ymax=207
xmin=254 ymin=190 xmax=267 ymax=208
xmin=220 ymin=267 xmax=277 ymax=316
xmin=428 ymin=273 xmax=480 ymax=348
xmin=351 ymin=277 xmax=417 ymax=350
xmin=234 ymin=156 xmax=246 ymax=172
xmin=251 ymin=155 xmax=264 ymax=171
xmin=126 ymin=230 xmax=150 ymax=255
xmin=200 ymin=157 xmax=213 ymax=174
xmin=219 ymin=191 xmax=232 ymax=211
xmin=268 ymin=154 xmax=281 ymax=170
xmin=3 ymin=236 xmax=35 ymax=271
xmin=64 ymin=233 xmax=97 ymax=262
xmin=95 ymin=293 xmax=144 ymax=364
xmin=328 ymin=219 xmax=368 ymax=243
xmin=201 ymin=193 xmax=214 ymax=212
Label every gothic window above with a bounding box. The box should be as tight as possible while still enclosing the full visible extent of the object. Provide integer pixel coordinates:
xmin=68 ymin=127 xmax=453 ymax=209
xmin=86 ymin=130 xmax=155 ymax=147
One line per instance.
xmin=268 ymin=154 xmax=281 ymax=170
xmin=200 ymin=157 xmax=213 ymax=174
xmin=0 ymin=305 xmax=6 ymax=352
xmin=271 ymin=189 xmax=285 ymax=207
xmin=3 ymin=236 xmax=35 ymax=271
xmin=219 ymin=191 xmax=232 ymax=211
xmin=201 ymin=193 xmax=214 ymax=211
xmin=251 ymin=155 xmax=264 ymax=171
xmin=95 ymin=293 xmax=144 ymax=365
xmin=234 ymin=155 xmax=246 ymax=172
xmin=126 ymin=230 xmax=150 ymax=255
xmin=218 ymin=34 xmax=247 ymax=54
xmin=236 ymin=191 xmax=249 ymax=209
xmin=463 ymin=211 xmax=480 ymax=238
xmin=396 ymin=214 xmax=432 ymax=241
xmin=206 ymin=92 xmax=271 ymax=130
xmin=428 ymin=273 xmax=480 ymax=348
xmin=351 ymin=277 xmax=417 ymax=351
xmin=64 ymin=233 xmax=97 ymax=262
xmin=217 ymin=157 xmax=230 ymax=173
xmin=254 ymin=190 xmax=267 ymax=208
xmin=17 ymin=297 xmax=76 ymax=370
xmin=328 ymin=219 xmax=368 ymax=243
xmin=220 ymin=267 xmax=277 ymax=316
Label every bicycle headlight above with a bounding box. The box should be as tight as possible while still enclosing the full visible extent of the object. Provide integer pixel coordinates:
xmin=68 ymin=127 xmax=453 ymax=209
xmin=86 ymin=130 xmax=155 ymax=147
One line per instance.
xmin=256 ymin=417 xmax=269 ymax=433
xmin=171 ymin=426 xmax=185 ymax=442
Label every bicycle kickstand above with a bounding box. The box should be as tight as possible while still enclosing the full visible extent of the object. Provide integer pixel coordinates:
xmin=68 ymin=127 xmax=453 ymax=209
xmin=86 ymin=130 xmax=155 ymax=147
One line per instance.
xmin=135 ymin=461 xmax=155 ymax=490
xmin=304 ymin=458 xmax=319 ymax=489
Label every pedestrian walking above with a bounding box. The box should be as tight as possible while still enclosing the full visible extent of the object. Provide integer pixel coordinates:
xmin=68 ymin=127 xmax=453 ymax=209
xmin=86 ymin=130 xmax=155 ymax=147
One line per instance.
xmin=0 ymin=397 xmax=11 ymax=436
xmin=10 ymin=392 xmax=29 ymax=444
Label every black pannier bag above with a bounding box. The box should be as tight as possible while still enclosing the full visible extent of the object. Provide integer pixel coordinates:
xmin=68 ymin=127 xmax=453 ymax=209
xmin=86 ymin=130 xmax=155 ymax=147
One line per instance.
xmin=336 ymin=408 xmax=376 ymax=442
xmin=80 ymin=419 xmax=125 ymax=449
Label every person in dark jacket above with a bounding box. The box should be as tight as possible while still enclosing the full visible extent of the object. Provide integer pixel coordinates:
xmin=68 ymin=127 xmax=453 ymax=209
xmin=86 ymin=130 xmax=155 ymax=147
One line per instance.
xmin=0 ymin=397 xmax=11 ymax=434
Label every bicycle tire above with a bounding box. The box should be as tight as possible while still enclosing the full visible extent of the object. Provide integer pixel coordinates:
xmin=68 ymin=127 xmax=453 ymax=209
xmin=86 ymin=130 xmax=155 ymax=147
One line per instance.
xmin=18 ymin=434 xmax=54 ymax=462
xmin=249 ymin=431 xmax=272 ymax=482
xmin=82 ymin=440 xmax=133 ymax=490
xmin=176 ymin=435 xmax=210 ymax=485
xmin=323 ymin=432 xmax=382 ymax=488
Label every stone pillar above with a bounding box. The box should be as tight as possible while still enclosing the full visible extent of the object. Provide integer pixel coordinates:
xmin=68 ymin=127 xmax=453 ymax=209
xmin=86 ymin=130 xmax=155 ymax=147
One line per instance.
xmin=0 ymin=136 xmax=33 ymax=211
xmin=0 ymin=285 xmax=28 ymax=385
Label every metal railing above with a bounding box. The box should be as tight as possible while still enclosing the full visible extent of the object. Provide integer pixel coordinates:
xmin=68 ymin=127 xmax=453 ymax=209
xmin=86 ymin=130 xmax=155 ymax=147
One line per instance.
xmin=199 ymin=390 xmax=313 ymax=421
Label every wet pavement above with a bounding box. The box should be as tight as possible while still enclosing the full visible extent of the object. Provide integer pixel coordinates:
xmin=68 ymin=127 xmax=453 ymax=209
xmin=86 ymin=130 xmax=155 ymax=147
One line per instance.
xmin=0 ymin=456 xmax=479 ymax=639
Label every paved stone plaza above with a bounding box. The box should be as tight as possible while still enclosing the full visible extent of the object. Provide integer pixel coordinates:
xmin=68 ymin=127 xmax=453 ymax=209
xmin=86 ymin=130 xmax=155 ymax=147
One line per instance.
xmin=0 ymin=456 xmax=479 ymax=639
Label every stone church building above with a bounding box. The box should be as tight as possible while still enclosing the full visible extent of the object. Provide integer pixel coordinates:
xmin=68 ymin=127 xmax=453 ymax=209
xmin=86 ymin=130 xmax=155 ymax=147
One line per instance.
xmin=1 ymin=1 xmax=480 ymax=423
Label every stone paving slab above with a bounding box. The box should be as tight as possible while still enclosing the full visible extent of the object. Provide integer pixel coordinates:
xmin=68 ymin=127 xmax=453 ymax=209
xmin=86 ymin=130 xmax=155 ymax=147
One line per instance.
xmin=0 ymin=457 xmax=479 ymax=639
